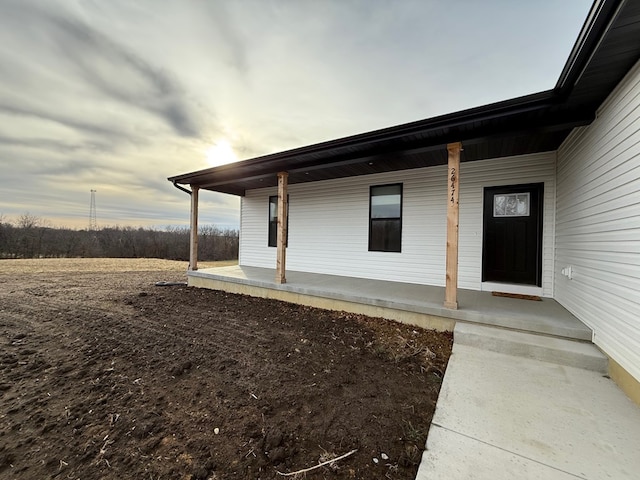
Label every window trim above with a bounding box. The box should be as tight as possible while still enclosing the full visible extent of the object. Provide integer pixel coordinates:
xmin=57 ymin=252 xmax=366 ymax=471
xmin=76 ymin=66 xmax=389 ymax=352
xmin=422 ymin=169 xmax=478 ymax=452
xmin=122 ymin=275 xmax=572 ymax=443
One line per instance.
xmin=368 ymin=183 xmax=403 ymax=252
xmin=268 ymin=195 xmax=289 ymax=248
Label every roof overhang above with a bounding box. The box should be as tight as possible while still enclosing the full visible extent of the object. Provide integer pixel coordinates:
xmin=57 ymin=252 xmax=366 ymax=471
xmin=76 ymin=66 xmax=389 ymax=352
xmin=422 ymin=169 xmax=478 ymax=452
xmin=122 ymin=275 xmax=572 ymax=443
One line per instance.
xmin=169 ymin=0 xmax=640 ymax=197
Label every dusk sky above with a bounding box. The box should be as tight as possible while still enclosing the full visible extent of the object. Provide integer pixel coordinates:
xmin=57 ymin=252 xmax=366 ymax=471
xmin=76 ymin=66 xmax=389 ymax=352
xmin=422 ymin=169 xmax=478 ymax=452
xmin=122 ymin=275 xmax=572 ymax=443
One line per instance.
xmin=0 ymin=0 xmax=592 ymax=230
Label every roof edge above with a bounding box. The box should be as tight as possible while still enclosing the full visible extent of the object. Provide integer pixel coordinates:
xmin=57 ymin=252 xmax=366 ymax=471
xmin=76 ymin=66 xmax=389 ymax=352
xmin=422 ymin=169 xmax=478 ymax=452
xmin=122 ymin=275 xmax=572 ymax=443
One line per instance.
xmin=168 ymin=89 xmax=556 ymax=184
xmin=555 ymin=0 xmax=625 ymax=92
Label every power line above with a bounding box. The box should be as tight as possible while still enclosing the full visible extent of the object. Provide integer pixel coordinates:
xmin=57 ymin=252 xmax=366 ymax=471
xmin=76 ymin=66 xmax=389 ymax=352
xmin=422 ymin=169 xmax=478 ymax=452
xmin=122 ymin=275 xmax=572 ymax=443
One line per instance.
xmin=89 ymin=189 xmax=97 ymax=231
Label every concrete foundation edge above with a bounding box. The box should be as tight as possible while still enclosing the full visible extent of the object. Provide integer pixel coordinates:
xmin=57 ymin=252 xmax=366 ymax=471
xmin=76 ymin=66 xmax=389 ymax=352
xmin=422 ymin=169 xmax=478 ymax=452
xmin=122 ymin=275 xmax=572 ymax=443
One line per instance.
xmin=609 ymin=357 xmax=640 ymax=406
xmin=188 ymin=276 xmax=456 ymax=332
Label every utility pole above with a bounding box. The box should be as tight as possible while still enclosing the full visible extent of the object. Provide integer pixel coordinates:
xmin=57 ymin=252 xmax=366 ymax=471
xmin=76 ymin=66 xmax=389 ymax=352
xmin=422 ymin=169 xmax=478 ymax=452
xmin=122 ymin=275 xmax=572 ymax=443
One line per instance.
xmin=89 ymin=189 xmax=97 ymax=231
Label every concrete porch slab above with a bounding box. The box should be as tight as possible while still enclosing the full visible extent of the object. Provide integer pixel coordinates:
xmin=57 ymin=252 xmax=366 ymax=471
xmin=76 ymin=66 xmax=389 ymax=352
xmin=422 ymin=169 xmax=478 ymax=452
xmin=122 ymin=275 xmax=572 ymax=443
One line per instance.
xmin=189 ymin=265 xmax=592 ymax=341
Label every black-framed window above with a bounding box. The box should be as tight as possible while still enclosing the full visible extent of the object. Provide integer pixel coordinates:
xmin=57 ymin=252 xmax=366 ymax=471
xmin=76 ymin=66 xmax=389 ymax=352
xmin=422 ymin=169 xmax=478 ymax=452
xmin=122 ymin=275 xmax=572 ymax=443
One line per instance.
xmin=268 ymin=195 xmax=289 ymax=247
xmin=369 ymin=184 xmax=402 ymax=252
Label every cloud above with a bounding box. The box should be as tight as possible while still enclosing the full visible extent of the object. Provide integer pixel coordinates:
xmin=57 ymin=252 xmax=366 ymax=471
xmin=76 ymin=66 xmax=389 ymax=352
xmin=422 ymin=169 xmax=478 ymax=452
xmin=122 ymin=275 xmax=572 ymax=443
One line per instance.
xmin=0 ymin=102 xmax=137 ymax=145
xmin=46 ymin=13 xmax=203 ymax=137
xmin=199 ymin=1 xmax=250 ymax=74
xmin=1 ymin=0 xmax=204 ymax=138
xmin=0 ymin=134 xmax=113 ymax=156
xmin=0 ymin=0 xmax=592 ymax=231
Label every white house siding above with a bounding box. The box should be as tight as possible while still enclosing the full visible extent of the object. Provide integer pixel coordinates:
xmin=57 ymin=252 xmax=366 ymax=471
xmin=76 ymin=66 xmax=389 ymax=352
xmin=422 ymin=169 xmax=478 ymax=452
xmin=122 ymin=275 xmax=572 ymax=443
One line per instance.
xmin=556 ymin=60 xmax=640 ymax=383
xmin=240 ymin=168 xmax=448 ymax=285
xmin=239 ymin=152 xmax=556 ymax=295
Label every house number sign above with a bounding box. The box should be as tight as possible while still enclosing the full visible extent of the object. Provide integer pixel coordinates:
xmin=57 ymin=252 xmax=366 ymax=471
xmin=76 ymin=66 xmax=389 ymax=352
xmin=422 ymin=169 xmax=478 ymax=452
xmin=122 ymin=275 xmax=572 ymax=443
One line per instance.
xmin=450 ymin=167 xmax=457 ymax=204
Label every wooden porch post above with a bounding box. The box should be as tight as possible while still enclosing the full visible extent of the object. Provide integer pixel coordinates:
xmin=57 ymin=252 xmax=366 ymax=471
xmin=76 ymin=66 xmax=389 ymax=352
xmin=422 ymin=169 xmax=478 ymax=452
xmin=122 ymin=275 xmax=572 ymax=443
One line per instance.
xmin=275 ymin=172 xmax=288 ymax=284
xmin=189 ymin=185 xmax=199 ymax=271
xmin=444 ymin=142 xmax=462 ymax=309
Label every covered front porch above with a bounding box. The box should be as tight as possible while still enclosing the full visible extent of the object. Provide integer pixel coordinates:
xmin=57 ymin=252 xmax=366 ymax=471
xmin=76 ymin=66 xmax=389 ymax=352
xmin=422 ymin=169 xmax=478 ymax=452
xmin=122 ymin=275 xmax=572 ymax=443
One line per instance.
xmin=188 ymin=265 xmax=592 ymax=342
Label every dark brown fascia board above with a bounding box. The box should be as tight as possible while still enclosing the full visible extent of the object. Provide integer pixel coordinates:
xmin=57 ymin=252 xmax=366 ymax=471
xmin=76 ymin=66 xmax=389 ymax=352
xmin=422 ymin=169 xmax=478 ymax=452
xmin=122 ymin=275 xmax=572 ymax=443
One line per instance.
xmin=174 ymin=99 xmax=592 ymax=191
xmin=555 ymin=0 xmax=624 ymax=93
xmin=196 ymin=144 xmax=447 ymax=190
xmin=167 ymin=89 xmax=558 ymax=185
xmin=197 ymin=110 xmax=593 ymax=193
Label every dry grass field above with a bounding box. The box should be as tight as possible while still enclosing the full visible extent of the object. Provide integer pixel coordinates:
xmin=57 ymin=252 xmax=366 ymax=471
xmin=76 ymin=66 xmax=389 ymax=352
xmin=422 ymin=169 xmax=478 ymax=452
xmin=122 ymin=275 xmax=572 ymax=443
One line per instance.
xmin=0 ymin=257 xmax=236 ymax=274
xmin=0 ymin=258 xmax=451 ymax=479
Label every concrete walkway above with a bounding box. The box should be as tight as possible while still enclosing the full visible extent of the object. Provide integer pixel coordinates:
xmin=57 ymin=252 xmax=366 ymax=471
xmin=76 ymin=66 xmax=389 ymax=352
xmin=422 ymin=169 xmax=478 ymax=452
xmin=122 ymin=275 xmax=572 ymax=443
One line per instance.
xmin=416 ymin=342 xmax=640 ymax=479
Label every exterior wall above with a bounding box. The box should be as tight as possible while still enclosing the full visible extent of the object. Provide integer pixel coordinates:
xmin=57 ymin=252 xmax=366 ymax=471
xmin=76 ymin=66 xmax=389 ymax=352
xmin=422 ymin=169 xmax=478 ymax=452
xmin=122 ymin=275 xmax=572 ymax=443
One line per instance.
xmin=239 ymin=152 xmax=556 ymax=295
xmin=555 ymin=60 xmax=640 ymax=383
xmin=459 ymin=153 xmax=556 ymax=296
xmin=240 ymin=167 xmax=448 ymax=285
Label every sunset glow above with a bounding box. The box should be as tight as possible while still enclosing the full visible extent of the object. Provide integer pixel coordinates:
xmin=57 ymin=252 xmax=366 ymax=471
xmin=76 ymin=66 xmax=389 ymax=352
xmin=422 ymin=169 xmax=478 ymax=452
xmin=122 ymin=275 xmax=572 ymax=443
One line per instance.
xmin=205 ymin=139 xmax=238 ymax=167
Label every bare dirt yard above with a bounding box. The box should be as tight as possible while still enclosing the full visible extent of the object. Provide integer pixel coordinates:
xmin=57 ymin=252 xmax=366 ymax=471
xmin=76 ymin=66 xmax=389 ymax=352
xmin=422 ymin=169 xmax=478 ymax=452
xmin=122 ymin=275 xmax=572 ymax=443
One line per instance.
xmin=0 ymin=259 xmax=452 ymax=479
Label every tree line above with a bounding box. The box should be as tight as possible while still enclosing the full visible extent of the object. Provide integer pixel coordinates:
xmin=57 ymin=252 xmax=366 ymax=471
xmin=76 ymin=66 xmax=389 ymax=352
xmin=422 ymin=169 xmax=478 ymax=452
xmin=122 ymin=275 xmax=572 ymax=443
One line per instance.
xmin=0 ymin=214 xmax=238 ymax=261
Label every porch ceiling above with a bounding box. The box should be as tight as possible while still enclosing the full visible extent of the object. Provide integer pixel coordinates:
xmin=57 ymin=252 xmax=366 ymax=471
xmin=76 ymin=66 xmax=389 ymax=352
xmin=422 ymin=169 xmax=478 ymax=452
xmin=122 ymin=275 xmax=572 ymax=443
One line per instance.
xmin=168 ymin=0 xmax=640 ymax=197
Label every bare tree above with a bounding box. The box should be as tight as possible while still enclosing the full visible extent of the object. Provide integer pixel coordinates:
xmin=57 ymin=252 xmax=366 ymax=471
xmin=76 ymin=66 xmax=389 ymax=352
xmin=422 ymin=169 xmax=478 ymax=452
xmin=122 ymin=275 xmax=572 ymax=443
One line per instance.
xmin=0 ymin=214 xmax=239 ymax=260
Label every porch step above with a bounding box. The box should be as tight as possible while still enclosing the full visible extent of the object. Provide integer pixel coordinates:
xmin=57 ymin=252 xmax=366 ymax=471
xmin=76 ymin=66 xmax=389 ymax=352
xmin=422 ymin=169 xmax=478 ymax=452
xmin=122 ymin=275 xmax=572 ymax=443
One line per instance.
xmin=454 ymin=322 xmax=608 ymax=373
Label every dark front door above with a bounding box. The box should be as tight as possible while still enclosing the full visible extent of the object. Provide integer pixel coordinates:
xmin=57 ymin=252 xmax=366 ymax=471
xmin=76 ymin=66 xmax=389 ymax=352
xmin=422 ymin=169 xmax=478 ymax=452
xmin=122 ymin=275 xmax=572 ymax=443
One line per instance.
xmin=482 ymin=183 xmax=543 ymax=286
